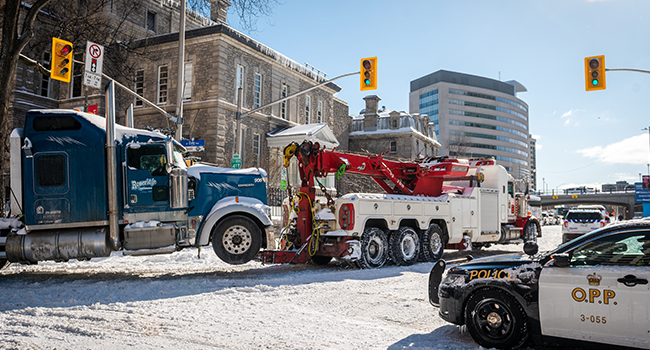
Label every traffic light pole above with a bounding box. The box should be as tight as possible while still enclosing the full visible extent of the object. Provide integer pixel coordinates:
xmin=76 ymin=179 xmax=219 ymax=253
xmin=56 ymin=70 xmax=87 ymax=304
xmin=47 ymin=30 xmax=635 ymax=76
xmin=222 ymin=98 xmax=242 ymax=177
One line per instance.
xmin=238 ymin=71 xmax=360 ymax=120
xmin=606 ymin=68 xmax=650 ymax=74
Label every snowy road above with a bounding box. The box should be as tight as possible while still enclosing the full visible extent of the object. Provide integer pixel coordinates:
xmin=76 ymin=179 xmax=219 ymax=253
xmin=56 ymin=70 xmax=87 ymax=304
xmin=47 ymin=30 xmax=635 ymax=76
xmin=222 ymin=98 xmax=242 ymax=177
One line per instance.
xmin=0 ymin=225 xmax=579 ymax=350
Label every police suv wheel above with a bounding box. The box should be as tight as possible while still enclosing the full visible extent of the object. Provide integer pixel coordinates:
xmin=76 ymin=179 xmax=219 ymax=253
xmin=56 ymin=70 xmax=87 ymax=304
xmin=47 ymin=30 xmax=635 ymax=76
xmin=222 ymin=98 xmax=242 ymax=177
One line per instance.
xmin=211 ymin=215 xmax=262 ymax=265
xmin=356 ymin=227 xmax=389 ymax=269
xmin=420 ymin=223 xmax=447 ymax=262
xmin=389 ymin=227 xmax=420 ymax=266
xmin=465 ymin=288 xmax=529 ymax=349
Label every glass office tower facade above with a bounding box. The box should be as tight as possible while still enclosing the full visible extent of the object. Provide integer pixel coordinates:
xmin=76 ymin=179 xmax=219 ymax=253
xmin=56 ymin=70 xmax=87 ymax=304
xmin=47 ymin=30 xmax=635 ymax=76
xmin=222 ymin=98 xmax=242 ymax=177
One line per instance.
xmin=409 ymin=70 xmax=531 ymax=179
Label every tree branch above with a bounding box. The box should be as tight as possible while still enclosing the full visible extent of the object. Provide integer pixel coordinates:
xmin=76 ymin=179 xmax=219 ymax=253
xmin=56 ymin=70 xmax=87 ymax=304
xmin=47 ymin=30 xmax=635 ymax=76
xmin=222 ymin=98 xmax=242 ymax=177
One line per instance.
xmin=18 ymin=54 xmax=50 ymax=76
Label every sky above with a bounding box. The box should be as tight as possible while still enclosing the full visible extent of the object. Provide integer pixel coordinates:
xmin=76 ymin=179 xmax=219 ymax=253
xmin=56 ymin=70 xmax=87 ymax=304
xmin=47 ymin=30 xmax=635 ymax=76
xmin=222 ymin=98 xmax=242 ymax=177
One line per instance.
xmin=225 ymin=0 xmax=650 ymax=192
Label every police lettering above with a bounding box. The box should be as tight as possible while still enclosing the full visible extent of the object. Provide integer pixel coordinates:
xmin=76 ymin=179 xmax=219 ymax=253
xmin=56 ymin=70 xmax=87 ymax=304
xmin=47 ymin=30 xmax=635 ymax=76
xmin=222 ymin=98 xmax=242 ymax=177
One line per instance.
xmin=571 ymin=288 xmax=616 ymax=305
xmin=468 ymin=269 xmax=511 ymax=281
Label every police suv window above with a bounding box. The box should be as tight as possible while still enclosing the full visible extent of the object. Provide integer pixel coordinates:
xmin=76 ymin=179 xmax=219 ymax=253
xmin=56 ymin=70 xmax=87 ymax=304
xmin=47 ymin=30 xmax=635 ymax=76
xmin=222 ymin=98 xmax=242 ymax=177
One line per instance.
xmin=570 ymin=231 xmax=650 ymax=267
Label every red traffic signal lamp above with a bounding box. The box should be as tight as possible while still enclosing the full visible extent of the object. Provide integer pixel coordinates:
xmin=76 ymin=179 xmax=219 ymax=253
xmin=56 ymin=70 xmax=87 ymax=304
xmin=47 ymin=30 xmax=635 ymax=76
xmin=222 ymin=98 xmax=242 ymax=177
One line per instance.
xmin=51 ymin=37 xmax=73 ymax=83
xmin=585 ymin=55 xmax=606 ymax=91
xmin=360 ymin=57 xmax=377 ymax=91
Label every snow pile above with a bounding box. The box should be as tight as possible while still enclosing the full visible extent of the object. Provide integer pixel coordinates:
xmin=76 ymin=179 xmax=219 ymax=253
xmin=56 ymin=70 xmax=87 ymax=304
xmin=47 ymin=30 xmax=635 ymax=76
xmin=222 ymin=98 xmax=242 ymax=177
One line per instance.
xmin=0 ymin=227 xmax=566 ymax=350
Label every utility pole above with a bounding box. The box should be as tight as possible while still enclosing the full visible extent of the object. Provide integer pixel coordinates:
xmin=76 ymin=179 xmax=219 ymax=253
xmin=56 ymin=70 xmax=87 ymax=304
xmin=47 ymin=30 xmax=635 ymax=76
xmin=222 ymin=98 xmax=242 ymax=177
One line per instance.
xmin=175 ymin=0 xmax=187 ymax=141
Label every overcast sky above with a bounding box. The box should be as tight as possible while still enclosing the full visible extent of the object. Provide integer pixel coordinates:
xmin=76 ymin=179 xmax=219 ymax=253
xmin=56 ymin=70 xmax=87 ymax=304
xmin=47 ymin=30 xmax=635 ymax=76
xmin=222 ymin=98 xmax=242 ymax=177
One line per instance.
xmin=226 ymin=0 xmax=650 ymax=191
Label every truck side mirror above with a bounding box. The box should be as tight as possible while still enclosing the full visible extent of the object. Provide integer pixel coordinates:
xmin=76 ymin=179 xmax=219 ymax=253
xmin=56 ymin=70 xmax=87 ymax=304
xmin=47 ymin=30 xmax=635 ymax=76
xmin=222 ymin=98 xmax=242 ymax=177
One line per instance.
xmin=523 ymin=241 xmax=538 ymax=256
xmin=165 ymin=139 xmax=174 ymax=174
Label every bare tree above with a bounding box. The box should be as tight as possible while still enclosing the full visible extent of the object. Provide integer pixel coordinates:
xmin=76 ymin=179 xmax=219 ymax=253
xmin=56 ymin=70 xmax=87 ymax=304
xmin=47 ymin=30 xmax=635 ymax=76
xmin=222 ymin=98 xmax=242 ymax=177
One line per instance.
xmin=446 ymin=132 xmax=472 ymax=159
xmin=186 ymin=0 xmax=279 ymax=32
xmin=0 ymin=0 xmax=52 ymax=215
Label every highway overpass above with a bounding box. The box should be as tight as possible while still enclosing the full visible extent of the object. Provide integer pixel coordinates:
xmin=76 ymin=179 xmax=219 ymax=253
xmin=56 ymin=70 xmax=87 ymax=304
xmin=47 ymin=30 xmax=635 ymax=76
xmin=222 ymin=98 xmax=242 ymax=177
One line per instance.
xmin=537 ymin=191 xmax=637 ymax=219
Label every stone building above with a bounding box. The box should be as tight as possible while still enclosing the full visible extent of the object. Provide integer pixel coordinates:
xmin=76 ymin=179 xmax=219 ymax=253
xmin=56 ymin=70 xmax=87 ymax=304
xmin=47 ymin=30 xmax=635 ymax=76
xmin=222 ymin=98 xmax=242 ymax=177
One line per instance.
xmin=350 ymin=95 xmax=439 ymax=159
xmin=127 ymin=21 xmax=349 ymax=185
xmin=341 ymin=95 xmax=441 ymax=194
xmin=10 ymin=0 xmax=215 ymax=126
xmin=7 ymin=0 xmax=350 ymax=189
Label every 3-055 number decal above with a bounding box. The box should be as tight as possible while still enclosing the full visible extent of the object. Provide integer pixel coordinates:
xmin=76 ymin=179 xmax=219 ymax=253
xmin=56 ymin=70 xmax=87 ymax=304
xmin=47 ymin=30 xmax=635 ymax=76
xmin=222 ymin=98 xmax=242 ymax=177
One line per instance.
xmin=580 ymin=314 xmax=607 ymax=324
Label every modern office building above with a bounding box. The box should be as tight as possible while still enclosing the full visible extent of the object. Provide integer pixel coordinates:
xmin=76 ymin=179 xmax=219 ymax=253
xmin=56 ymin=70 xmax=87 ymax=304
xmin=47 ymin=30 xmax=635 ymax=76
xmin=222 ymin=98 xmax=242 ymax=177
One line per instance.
xmin=409 ymin=70 xmax=531 ymax=179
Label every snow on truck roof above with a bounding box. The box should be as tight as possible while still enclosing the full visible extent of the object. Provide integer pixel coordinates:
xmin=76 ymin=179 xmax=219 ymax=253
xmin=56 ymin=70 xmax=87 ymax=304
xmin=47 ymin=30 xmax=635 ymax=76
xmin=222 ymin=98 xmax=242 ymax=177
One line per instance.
xmin=28 ymin=109 xmax=175 ymax=145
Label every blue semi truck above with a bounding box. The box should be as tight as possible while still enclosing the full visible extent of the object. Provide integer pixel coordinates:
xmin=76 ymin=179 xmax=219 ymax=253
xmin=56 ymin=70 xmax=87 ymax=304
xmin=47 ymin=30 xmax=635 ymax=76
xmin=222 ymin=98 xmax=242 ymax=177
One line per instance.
xmin=0 ymin=109 xmax=273 ymax=268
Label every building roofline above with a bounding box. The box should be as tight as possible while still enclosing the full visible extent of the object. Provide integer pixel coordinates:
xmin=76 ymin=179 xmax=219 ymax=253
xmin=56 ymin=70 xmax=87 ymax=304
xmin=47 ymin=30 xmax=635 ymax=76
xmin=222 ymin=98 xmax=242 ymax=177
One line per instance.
xmin=410 ymin=70 xmax=517 ymax=96
xmin=132 ymin=24 xmax=341 ymax=92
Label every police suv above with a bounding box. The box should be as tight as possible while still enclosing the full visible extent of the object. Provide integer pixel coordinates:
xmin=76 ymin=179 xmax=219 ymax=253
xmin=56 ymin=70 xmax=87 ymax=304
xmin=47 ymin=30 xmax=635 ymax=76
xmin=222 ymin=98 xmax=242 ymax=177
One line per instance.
xmin=429 ymin=219 xmax=650 ymax=349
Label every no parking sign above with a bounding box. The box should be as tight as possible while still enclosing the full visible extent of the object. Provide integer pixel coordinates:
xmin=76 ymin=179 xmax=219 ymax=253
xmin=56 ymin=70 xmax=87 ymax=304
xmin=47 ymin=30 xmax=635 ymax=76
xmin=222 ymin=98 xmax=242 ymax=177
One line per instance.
xmin=84 ymin=41 xmax=104 ymax=89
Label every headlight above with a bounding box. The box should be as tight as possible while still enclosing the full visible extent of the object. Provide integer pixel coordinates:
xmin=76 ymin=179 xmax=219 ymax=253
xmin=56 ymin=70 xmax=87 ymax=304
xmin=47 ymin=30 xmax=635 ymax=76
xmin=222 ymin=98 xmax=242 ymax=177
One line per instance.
xmin=443 ymin=273 xmax=466 ymax=286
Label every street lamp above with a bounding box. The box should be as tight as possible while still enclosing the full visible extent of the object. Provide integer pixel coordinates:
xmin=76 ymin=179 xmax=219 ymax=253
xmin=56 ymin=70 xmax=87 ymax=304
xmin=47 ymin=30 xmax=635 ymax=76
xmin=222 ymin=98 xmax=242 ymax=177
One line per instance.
xmin=641 ymin=126 xmax=650 ymax=175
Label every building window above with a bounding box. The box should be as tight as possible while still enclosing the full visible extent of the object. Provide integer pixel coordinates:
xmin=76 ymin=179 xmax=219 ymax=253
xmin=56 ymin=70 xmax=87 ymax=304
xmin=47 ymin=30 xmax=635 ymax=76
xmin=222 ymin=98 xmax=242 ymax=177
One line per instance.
xmin=317 ymin=101 xmax=323 ymax=123
xmin=305 ymin=95 xmax=311 ymax=124
xmin=134 ymin=70 xmax=144 ymax=106
xmin=254 ymin=73 xmax=262 ymax=109
xmin=253 ymin=133 xmax=260 ymax=157
xmin=235 ymin=64 xmax=244 ymax=104
xmin=147 ymin=11 xmax=156 ymax=32
xmin=158 ymin=65 xmax=168 ymax=104
xmin=40 ymin=52 xmax=51 ymax=97
xmin=280 ymin=84 xmax=288 ymax=119
xmin=183 ymin=61 xmax=192 ymax=101
xmin=389 ymin=141 xmax=397 ymax=153
xmin=71 ymin=52 xmax=83 ymax=98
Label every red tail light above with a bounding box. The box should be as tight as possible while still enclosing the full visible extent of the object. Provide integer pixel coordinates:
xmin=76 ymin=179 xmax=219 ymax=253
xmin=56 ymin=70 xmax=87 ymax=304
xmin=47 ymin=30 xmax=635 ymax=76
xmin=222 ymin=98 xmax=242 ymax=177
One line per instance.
xmin=339 ymin=203 xmax=355 ymax=230
xmin=563 ymin=220 xmax=568 ymax=228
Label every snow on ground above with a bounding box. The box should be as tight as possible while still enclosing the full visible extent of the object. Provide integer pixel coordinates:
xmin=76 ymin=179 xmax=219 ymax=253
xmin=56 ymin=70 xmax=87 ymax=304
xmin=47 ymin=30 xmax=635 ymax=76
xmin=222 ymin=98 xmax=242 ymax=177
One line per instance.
xmin=0 ymin=226 xmax=578 ymax=350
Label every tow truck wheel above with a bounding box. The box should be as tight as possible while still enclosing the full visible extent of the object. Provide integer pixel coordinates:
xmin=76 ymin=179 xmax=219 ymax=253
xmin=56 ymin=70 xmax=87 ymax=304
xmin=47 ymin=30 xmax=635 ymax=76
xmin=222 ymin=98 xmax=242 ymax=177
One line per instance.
xmin=389 ymin=227 xmax=420 ymax=266
xmin=211 ymin=215 xmax=262 ymax=265
xmin=465 ymin=288 xmax=529 ymax=349
xmin=523 ymin=221 xmax=538 ymax=243
xmin=356 ymin=227 xmax=388 ymax=269
xmin=420 ymin=223 xmax=447 ymax=262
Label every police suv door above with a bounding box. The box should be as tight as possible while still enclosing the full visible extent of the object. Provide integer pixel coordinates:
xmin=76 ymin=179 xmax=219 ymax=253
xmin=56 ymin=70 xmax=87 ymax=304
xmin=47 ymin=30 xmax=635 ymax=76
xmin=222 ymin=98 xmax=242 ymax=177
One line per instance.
xmin=538 ymin=230 xmax=650 ymax=348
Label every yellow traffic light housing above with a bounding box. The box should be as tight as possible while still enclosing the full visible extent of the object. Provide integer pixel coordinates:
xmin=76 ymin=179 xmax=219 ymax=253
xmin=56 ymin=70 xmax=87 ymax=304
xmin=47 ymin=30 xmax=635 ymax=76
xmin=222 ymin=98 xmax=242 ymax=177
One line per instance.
xmin=585 ymin=55 xmax=606 ymax=91
xmin=51 ymin=37 xmax=73 ymax=83
xmin=360 ymin=57 xmax=377 ymax=91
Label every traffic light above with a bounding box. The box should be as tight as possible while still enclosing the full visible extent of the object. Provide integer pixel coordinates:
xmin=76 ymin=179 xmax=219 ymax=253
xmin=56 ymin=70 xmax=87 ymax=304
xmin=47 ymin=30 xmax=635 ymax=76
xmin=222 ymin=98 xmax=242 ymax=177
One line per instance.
xmin=585 ymin=55 xmax=606 ymax=91
xmin=360 ymin=57 xmax=377 ymax=91
xmin=51 ymin=37 xmax=73 ymax=83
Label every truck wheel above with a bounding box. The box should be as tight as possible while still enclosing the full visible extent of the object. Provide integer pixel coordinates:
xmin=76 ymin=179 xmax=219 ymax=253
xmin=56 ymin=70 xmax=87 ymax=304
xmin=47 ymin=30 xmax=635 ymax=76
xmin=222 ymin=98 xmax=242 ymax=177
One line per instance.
xmin=523 ymin=221 xmax=538 ymax=243
xmin=389 ymin=227 xmax=420 ymax=266
xmin=420 ymin=223 xmax=447 ymax=262
xmin=311 ymin=255 xmax=332 ymax=265
xmin=356 ymin=227 xmax=388 ymax=269
xmin=465 ymin=288 xmax=529 ymax=349
xmin=211 ymin=215 xmax=262 ymax=265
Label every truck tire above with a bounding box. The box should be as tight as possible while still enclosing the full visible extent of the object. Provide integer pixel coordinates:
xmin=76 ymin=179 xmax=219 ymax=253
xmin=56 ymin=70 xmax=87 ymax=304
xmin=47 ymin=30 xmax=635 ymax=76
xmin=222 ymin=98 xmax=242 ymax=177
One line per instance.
xmin=523 ymin=221 xmax=538 ymax=243
xmin=389 ymin=227 xmax=420 ymax=266
xmin=420 ymin=223 xmax=447 ymax=262
xmin=465 ymin=288 xmax=529 ymax=349
xmin=211 ymin=215 xmax=262 ymax=265
xmin=356 ymin=227 xmax=388 ymax=269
